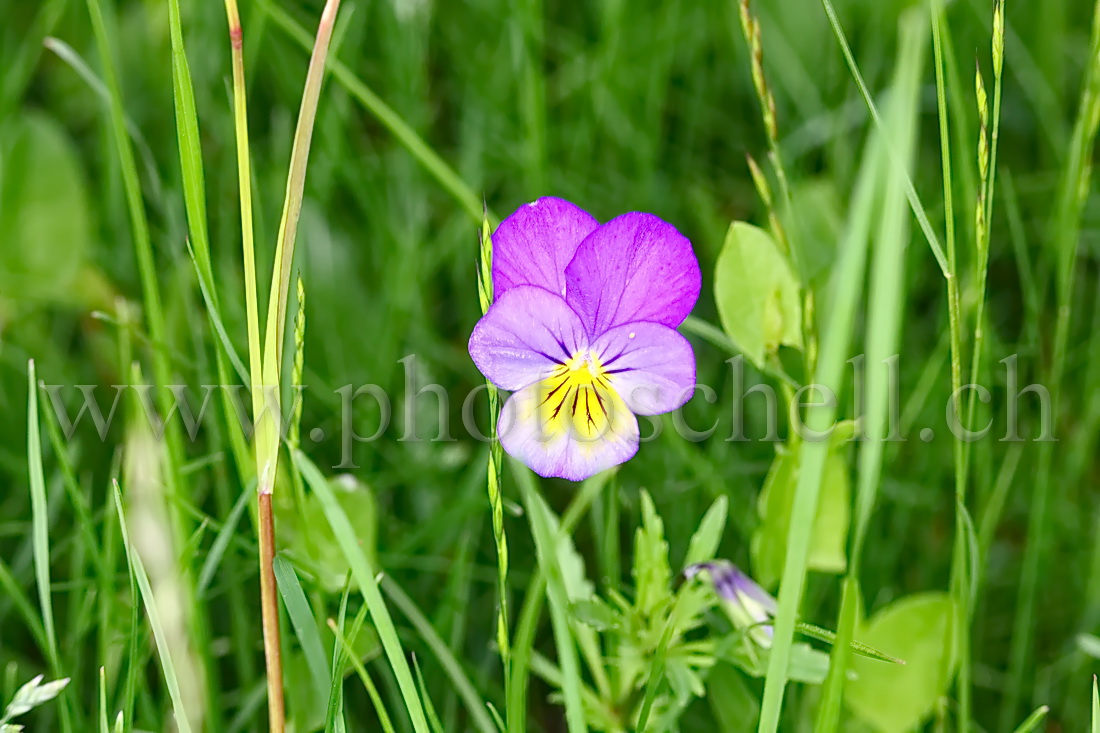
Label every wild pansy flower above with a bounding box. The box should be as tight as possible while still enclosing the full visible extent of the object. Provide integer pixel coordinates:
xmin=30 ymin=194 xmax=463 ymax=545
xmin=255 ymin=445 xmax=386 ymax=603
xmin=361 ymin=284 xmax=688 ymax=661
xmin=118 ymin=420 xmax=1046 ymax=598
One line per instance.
xmin=469 ymin=197 xmax=700 ymax=481
xmin=684 ymin=561 xmax=776 ymax=648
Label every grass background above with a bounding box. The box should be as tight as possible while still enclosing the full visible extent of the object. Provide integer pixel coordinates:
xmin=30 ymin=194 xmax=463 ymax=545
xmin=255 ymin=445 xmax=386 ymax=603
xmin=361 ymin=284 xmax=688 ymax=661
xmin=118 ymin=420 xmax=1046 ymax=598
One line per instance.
xmin=2 ymin=0 xmax=1100 ymax=730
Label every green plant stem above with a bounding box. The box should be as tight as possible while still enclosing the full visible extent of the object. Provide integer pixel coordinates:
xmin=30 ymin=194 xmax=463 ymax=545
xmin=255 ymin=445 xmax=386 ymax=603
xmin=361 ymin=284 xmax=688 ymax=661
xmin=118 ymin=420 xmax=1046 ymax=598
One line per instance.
xmin=930 ymin=0 xmax=973 ymax=726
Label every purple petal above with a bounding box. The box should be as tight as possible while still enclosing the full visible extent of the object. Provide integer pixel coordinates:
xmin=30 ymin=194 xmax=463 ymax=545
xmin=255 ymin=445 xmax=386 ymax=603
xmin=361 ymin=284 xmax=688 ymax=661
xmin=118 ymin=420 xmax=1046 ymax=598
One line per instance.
xmin=469 ymin=286 xmax=588 ymax=391
xmin=498 ymin=377 xmax=639 ymax=481
xmin=564 ymin=212 xmax=701 ymax=335
xmin=492 ymin=197 xmax=600 ymax=298
xmin=591 ymin=322 xmax=696 ymax=416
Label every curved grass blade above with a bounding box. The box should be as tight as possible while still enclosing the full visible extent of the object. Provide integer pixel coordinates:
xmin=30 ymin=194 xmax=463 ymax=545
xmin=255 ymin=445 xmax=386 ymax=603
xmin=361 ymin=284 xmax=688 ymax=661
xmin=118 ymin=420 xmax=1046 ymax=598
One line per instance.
xmin=112 ymin=481 xmax=194 ymax=733
xmin=273 ymin=555 xmax=331 ymax=705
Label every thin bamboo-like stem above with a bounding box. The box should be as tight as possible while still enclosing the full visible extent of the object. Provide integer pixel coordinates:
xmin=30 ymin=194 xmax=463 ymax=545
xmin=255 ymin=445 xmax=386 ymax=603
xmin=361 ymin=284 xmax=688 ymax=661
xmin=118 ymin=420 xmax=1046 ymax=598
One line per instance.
xmin=258 ymin=493 xmax=284 ymax=731
xmin=223 ymin=2 xmax=341 ymax=731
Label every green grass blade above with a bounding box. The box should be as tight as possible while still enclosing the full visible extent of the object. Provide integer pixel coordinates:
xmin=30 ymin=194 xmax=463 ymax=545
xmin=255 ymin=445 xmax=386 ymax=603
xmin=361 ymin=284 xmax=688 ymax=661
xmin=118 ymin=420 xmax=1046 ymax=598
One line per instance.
xmin=1006 ymin=0 xmax=1100 ymax=721
xmin=814 ymin=14 xmax=925 ymax=731
xmin=294 ymin=450 xmax=430 ymax=733
xmin=111 ymin=481 xmax=194 ymax=733
xmin=196 ymin=480 xmax=254 ymax=598
xmin=508 ymin=466 xmax=607 ymax=733
xmin=26 ymin=360 xmax=60 ymax=672
xmin=1011 ymin=705 xmax=1049 ymax=733
xmin=99 ymin=667 xmax=109 ymax=733
xmin=1092 ymin=676 xmax=1099 ymax=733
xmin=411 ymin=656 xmax=445 ymax=733
xmin=327 ymin=617 xmax=396 ymax=733
xmin=819 ymin=0 xmax=948 ymax=277
xmin=521 ymin=484 xmax=588 ymax=733
xmin=380 ymin=577 xmax=497 ymax=733
xmin=756 ymin=38 xmax=890 ymax=733
xmin=324 ymin=582 xmax=352 ymax=732
xmin=272 ymin=554 xmax=331 ymax=705
xmin=260 ymin=0 xmax=485 ymax=223
xmin=0 ymin=555 xmax=50 ymax=659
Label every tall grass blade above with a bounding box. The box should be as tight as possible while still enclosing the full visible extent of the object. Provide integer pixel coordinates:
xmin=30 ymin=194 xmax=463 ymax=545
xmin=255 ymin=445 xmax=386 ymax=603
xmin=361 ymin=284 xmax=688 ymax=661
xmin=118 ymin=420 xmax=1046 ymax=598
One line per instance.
xmin=756 ymin=38 xmax=891 ymax=733
xmin=813 ymin=15 xmax=925 ymax=731
xmin=1006 ymin=0 xmax=1100 ymax=722
xmin=25 ymin=360 xmax=60 ymax=672
xmin=294 ymin=450 xmax=430 ymax=733
xmin=819 ymin=0 xmax=948 ymax=277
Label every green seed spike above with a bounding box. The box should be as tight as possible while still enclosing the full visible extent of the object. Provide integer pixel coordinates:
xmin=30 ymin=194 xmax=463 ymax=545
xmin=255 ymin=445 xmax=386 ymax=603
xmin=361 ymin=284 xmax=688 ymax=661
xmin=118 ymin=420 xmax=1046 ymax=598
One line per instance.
xmin=795 ymin=621 xmax=906 ymax=665
xmin=976 ymin=61 xmax=990 ymax=182
xmin=477 ymin=206 xmax=512 ymax=697
xmin=289 ymin=274 xmax=306 ymax=451
xmin=992 ymin=0 xmax=1005 ymax=78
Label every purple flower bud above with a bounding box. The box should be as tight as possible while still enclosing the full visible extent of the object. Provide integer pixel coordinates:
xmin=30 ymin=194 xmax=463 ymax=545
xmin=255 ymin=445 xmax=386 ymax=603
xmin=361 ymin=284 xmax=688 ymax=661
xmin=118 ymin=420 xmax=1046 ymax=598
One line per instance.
xmin=685 ymin=561 xmax=776 ymax=647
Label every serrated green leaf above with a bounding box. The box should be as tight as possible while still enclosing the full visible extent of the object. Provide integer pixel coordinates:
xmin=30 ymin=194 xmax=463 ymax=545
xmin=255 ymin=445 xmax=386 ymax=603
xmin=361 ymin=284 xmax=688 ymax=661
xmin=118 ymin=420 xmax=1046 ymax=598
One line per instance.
xmin=714 ymin=221 xmax=802 ymax=368
xmin=633 ymin=491 xmax=671 ymax=617
xmin=683 ymin=496 xmax=728 ymax=567
xmin=845 ymin=593 xmax=956 ymax=733
xmin=570 ymin=599 xmax=621 ymax=631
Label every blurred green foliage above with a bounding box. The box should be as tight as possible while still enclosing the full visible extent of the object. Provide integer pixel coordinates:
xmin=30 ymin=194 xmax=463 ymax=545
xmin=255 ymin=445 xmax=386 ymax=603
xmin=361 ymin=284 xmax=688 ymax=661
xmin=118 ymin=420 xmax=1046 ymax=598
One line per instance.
xmin=2 ymin=0 xmax=1100 ymax=730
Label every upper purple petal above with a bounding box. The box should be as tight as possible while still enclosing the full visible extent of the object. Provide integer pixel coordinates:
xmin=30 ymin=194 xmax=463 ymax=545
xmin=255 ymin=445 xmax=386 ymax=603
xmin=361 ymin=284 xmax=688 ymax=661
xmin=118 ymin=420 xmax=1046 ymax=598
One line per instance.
xmin=563 ymin=212 xmax=701 ymax=336
xmin=492 ymin=197 xmax=600 ymax=298
xmin=469 ymin=286 xmax=588 ymax=391
xmin=591 ymin=321 xmax=696 ymax=416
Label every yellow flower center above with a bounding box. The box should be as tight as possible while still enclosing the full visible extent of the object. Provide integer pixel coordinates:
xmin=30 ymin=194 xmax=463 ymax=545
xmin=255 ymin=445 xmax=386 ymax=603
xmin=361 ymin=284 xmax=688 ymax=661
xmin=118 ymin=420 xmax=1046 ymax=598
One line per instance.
xmin=531 ymin=351 xmax=627 ymax=442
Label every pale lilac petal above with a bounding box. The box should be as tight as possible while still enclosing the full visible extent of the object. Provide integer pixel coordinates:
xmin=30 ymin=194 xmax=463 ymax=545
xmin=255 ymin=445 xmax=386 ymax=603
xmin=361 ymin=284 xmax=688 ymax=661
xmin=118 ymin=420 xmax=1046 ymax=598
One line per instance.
xmin=564 ymin=212 xmax=700 ymax=335
xmin=493 ymin=197 xmax=600 ymax=297
xmin=498 ymin=378 xmax=639 ymax=481
xmin=469 ymin=286 xmax=588 ymax=391
xmin=591 ymin=322 xmax=696 ymax=416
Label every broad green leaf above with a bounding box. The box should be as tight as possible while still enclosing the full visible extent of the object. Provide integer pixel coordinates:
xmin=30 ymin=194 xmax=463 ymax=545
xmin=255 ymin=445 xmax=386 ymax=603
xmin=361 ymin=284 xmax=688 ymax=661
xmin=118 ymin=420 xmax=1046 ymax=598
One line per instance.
xmin=706 ymin=663 xmax=759 ymax=733
xmin=751 ymin=422 xmax=855 ymax=588
xmin=787 ymin=642 xmax=831 ymax=684
xmin=722 ymin=639 xmax=830 ymax=685
xmin=714 ymin=221 xmax=802 ymax=369
xmin=0 ymin=113 xmax=91 ymax=303
xmin=633 ymin=490 xmax=671 ymax=617
xmin=845 ymin=593 xmax=957 ymax=733
xmin=276 ymin=474 xmax=378 ymax=593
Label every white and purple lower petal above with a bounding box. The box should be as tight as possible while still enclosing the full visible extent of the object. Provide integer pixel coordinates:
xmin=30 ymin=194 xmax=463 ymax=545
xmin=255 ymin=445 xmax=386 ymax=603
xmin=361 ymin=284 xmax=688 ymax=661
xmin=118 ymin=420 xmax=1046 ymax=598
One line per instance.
xmin=468 ymin=286 xmax=589 ymax=391
xmin=492 ymin=197 xmax=600 ymax=298
xmin=564 ymin=212 xmax=701 ymax=334
xmin=591 ymin=321 xmax=696 ymax=415
xmin=497 ymin=380 xmax=639 ymax=482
